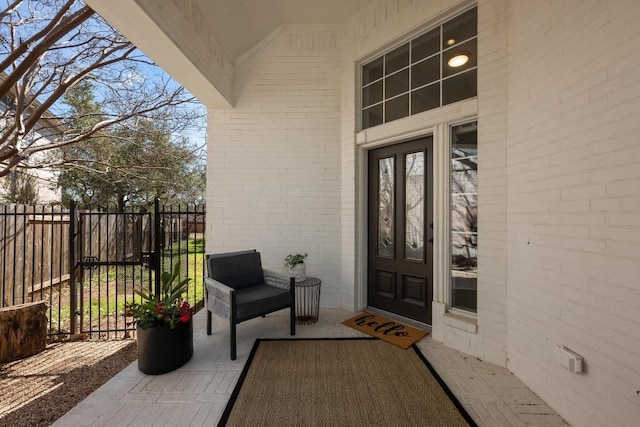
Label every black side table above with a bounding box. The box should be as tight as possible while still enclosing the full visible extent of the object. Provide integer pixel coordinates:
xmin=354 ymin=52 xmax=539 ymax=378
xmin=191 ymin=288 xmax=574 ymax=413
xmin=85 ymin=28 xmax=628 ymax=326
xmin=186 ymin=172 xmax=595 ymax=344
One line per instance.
xmin=294 ymin=277 xmax=321 ymax=325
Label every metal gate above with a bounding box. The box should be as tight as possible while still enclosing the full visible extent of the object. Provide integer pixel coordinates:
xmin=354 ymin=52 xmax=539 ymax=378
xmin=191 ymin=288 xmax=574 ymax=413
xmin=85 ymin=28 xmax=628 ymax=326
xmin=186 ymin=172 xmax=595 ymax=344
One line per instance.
xmin=0 ymin=200 xmax=205 ymax=340
xmin=71 ymin=200 xmax=206 ymax=339
xmin=73 ymin=206 xmax=153 ymax=338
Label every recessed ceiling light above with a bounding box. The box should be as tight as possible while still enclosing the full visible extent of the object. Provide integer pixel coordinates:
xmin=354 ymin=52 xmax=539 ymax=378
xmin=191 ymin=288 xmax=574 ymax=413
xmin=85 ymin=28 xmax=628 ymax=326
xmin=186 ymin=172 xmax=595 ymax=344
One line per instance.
xmin=448 ymin=54 xmax=469 ymax=68
xmin=447 ymin=38 xmax=456 ymax=46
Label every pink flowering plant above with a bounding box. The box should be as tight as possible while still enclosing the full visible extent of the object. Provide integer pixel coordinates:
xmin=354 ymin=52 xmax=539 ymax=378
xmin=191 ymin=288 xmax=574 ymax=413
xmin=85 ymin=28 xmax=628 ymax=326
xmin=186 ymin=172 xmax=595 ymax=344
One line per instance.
xmin=124 ymin=262 xmax=194 ymax=330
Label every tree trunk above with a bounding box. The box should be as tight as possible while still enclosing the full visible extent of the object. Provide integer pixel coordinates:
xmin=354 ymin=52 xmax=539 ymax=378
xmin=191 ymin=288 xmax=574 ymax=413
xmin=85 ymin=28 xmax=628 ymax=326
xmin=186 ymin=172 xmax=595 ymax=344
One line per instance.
xmin=0 ymin=301 xmax=48 ymax=363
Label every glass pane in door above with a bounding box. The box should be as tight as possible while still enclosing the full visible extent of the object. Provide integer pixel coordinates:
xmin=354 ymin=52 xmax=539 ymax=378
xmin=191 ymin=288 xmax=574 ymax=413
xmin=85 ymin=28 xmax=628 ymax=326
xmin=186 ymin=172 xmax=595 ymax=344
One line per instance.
xmin=405 ymin=152 xmax=424 ymax=260
xmin=378 ymin=157 xmax=394 ymax=257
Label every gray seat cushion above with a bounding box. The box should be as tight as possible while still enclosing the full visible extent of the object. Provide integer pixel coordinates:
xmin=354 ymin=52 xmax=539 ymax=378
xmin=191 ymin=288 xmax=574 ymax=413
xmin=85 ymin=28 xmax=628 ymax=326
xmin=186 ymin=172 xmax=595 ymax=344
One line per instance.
xmin=235 ymin=284 xmax=292 ymax=321
xmin=208 ymin=252 xmax=264 ymax=290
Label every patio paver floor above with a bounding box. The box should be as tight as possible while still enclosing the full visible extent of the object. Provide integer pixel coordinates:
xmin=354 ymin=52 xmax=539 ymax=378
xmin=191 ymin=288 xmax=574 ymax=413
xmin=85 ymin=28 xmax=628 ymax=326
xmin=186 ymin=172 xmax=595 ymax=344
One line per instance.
xmin=52 ymin=308 xmax=569 ymax=426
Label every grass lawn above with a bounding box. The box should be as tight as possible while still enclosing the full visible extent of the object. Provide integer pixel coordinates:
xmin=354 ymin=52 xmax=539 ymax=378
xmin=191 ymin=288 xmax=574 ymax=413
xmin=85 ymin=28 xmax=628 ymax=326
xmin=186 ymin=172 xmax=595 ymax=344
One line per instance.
xmin=48 ymin=238 xmax=205 ymax=338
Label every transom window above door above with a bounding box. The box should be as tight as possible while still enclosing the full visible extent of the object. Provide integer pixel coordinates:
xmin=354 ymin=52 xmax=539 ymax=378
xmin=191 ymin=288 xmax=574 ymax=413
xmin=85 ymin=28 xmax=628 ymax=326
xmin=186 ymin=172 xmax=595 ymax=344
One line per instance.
xmin=361 ymin=7 xmax=477 ymax=130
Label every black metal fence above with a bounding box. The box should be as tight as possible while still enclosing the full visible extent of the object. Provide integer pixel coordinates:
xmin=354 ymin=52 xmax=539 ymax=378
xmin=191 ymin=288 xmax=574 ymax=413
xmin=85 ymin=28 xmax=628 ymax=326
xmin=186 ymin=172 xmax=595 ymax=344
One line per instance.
xmin=0 ymin=200 xmax=205 ymax=340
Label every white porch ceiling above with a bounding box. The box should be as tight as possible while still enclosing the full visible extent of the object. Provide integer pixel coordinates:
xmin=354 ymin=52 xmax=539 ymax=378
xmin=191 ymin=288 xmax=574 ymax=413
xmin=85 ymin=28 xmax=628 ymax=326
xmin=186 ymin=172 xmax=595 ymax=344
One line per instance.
xmin=194 ymin=0 xmax=370 ymax=61
xmin=86 ymin=0 xmax=369 ymax=107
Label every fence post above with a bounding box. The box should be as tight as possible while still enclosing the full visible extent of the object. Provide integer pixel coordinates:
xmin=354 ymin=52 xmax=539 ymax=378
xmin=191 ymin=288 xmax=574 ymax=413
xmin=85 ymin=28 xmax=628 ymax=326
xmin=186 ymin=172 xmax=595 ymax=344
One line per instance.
xmin=153 ymin=199 xmax=161 ymax=298
xmin=69 ymin=201 xmax=78 ymax=336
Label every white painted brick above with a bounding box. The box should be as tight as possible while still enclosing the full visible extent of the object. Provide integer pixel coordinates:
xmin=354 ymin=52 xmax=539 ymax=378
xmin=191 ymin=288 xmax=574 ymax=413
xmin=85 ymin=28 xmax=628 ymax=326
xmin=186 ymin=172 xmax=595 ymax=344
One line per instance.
xmin=506 ymin=0 xmax=640 ymax=425
xmin=207 ymin=26 xmax=342 ymax=307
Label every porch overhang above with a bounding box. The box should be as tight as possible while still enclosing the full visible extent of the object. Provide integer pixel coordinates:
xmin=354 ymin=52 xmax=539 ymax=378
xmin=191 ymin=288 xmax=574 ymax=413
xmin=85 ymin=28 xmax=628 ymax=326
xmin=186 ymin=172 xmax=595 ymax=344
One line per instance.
xmin=86 ymin=0 xmax=371 ymax=109
xmin=85 ymin=0 xmax=235 ymax=108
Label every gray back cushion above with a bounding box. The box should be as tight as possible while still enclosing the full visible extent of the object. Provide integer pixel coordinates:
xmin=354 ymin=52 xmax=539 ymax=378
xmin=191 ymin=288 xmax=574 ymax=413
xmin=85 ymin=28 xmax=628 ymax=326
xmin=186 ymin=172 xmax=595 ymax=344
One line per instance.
xmin=207 ymin=252 xmax=264 ymax=290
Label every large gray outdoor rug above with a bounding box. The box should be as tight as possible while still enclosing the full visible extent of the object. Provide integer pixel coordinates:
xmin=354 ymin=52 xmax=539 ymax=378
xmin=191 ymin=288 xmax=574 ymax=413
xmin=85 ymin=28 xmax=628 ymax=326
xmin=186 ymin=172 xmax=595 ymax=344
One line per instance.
xmin=218 ymin=337 xmax=477 ymax=426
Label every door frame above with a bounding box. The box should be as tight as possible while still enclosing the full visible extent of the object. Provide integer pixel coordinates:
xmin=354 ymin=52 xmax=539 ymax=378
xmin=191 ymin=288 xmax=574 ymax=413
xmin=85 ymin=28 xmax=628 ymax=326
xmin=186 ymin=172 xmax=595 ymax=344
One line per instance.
xmin=366 ymin=138 xmax=434 ymax=323
xmin=353 ymin=100 xmax=478 ymax=324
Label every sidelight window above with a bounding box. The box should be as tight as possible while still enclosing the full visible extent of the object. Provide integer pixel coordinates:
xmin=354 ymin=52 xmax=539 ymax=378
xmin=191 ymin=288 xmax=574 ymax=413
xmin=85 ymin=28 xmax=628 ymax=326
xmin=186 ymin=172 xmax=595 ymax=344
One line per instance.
xmin=450 ymin=122 xmax=477 ymax=313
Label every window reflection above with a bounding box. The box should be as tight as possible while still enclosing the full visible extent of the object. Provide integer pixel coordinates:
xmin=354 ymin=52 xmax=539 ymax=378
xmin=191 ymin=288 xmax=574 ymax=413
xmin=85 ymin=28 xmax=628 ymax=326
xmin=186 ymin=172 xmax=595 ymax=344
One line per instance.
xmin=412 ymin=28 xmax=440 ymax=62
xmin=385 ymin=43 xmax=410 ymax=74
xmin=385 ymin=69 xmax=409 ymax=99
xmin=411 ymin=83 xmax=439 ymax=114
xmin=442 ymin=8 xmax=477 ymax=49
xmin=442 ymin=39 xmax=477 ymax=78
xmin=411 ymin=56 xmax=440 ymax=89
xmin=362 ymin=81 xmax=383 ymax=108
xmin=385 ymin=95 xmax=409 ymax=123
xmin=363 ymin=104 xmax=383 ymax=129
xmin=443 ymin=69 xmax=477 ymax=106
xmin=451 ymin=122 xmax=477 ymax=313
xmin=362 ymin=57 xmax=383 ymax=85
xmin=405 ymin=152 xmax=424 ymax=261
xmin=361 ymin=7 xmax=477 ymax=130
xmin=378 ymin=157 xmax=395 ymax=257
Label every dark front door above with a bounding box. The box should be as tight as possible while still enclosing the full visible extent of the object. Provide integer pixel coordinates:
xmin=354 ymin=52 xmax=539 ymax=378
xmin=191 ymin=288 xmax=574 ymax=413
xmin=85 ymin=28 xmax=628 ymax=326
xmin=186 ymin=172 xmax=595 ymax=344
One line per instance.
xmin=367 ymin=137 xmax=433 ymax=324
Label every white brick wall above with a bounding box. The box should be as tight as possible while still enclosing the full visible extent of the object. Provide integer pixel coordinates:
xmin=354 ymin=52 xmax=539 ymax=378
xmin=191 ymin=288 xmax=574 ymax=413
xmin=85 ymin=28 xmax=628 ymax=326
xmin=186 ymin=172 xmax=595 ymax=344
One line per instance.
xmin=473 ymin=0 xmax=510 ymax=367
xmin=506 ymin=0 xmax=640 ymax=425
xmin=206 ymin=25 xmax=342 ymax=307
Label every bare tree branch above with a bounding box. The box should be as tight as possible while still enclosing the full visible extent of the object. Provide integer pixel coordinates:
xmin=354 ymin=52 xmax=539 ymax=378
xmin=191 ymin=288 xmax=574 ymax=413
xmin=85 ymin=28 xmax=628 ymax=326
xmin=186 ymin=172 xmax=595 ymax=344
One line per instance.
xmin=0 ymin=2 xmax=93 ymax=95
xmin=0 ymin=0 xmax=23 ymax=23
xmin=0 ymin=0 xmax=205 ymax=207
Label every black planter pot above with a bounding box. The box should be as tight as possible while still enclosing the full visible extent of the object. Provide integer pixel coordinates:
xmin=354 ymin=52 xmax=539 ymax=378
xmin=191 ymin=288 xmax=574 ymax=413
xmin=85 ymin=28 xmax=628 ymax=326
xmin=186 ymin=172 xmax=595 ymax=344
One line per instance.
xmin=136 ymin=320 xmax=193 ymax=375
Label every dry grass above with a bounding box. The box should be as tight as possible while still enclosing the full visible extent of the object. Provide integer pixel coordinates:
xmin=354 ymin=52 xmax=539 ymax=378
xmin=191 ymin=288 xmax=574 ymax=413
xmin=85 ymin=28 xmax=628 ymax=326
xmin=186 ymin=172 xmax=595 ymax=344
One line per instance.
xmin=0 ymin=340 xmax=136 ymax=427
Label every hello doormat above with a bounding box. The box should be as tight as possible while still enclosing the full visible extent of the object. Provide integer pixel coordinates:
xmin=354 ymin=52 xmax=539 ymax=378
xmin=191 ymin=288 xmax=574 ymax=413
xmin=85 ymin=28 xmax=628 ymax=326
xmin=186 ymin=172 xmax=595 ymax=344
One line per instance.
xmin=218 ymin=338 xmax=476 ymax=427
xmin=342 ymin=312 xmax=428 ymax=349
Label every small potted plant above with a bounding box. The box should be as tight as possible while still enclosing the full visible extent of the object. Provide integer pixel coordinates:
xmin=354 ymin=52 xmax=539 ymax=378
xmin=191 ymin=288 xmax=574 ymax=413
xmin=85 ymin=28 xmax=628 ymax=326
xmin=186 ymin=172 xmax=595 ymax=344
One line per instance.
xmin=285 ymin=252 xmax=308 ymax=282
xmin=124 ymin=261 xmax=194 ymax=375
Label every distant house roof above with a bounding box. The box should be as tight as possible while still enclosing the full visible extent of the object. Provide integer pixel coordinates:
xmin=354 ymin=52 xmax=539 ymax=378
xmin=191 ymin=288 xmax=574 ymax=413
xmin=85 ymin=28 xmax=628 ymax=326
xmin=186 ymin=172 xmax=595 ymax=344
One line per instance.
xmin=0 ymin=72 xmax=66 ymax=203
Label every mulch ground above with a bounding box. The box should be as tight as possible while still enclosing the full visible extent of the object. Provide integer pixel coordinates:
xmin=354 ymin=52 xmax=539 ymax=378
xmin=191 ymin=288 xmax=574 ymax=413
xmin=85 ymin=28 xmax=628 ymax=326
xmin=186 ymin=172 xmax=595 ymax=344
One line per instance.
xmin=0 ymin=339 xmax=137 ymax=427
